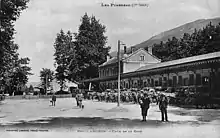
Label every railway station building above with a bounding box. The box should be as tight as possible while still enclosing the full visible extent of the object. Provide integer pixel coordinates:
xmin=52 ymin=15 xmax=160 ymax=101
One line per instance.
xmin=82 ymin=49 xmax=220 ymax=96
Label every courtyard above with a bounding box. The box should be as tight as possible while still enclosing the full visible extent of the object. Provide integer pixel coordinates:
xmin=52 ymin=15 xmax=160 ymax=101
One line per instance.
xmin=0 ymin=98 xmax=219 ymax=138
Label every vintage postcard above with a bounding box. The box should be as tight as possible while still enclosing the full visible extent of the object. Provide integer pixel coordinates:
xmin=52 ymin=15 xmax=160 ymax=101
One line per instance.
xmin=0 ymin=0 xmax=220 ymax=138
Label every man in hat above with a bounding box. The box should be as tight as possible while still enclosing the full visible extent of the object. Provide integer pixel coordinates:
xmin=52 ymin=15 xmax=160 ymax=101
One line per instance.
xmin=139 ymin=92 xmax=151 ymax=121
xmin=51 ymin=93 xmax=56 ymax=106
xmin=159 ymin=94 xmax=169 ymax=122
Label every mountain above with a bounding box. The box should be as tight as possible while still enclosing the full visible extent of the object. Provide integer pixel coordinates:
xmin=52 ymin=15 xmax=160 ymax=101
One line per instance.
xmin=110 ymin=17 xmax=220 ymax=57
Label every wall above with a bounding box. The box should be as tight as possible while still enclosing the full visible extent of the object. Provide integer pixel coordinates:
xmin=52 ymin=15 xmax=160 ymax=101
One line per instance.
xmin=100 ymin=67 xmax=220 ymax=94
xmin=125 ymin=49 xmax=160 ymax=63
xmin=123 ymin=49 xmax=160 ymax=73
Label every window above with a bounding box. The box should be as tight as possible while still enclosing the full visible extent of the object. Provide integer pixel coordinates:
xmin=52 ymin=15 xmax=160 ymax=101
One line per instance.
xmin=126 ymin=83 xmax=129 ymax=88
xmin=155 ymin=80 xmax=159 ymax=86
xmin=134 ymin=82 xmax=137 ymax=87
xmin=189 ymin=74 xmax=194 ymax=85
xmin=151 ymin=79 xmax=154 ymax=87
xmin=163 ymin=77 xmax=167 ymax=87
xmin=202 ymin=76 xmax=209 ymax=85
xmin=140 ymin=55 xmax=145 ymax=61
xmin=106 ymin=69 xmax=109 ymax=76
xmin=144 ymin=81 xmax=147 ymax=87
xmin=168 ymin=79 xmax=172 ymax=87
xmin=184 ymin=78 xmax=188 ymax=86
xmin=178 ymin=76 xmax=182 ymax=86
xmin=159 ymin=77 xmax=162 ymax=86
xmin=137 ymin=80 xmax=140 ymax=87
xmin=173 ymin=76 xmax=177 ymax=87
xmin=109 ymin=83 xmax=112 ymax=88
xmin=140 ymin=80 xmax=143 ymax=87
xmin=196 ymin=74 xmax=201 ymax=85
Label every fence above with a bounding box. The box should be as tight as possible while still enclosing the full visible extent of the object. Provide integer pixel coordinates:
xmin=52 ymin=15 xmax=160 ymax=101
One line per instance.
xmin=5 ymin=94 xmax=72 ymax=100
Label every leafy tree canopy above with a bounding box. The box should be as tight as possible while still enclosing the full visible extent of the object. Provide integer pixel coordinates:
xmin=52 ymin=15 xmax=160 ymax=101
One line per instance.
xmin=153 ymin=22 xmax=220 ymax=62
xmin=53 ymin=13 xmax=110 ymax=83
xmin=0 ymin=0 xmax=31 ymax=95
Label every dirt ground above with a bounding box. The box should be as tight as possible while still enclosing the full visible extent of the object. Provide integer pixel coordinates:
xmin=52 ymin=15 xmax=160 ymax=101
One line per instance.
xmin=0 ymin=98 xmax=219 ymax=138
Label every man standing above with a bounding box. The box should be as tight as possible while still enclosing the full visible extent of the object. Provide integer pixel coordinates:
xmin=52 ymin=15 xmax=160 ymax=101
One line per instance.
xmin=139 ymin=93 xmax=151 ymax=121
xmin=159 ymin=94 xmax=169 ymax=122
xmin=52 ymin=93 xmax=56 ymax=106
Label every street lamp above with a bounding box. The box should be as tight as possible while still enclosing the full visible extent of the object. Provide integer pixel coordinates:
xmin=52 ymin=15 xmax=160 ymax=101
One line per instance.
xmin=117 ymin=40 xmax=126 ymax=107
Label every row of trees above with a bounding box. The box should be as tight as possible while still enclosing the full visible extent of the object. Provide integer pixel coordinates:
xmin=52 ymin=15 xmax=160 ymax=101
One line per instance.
xmin=0 ymin=0 xmax=32 ymax=95
xmin=152 ymin=22 xmax=220 ymax=61
xmin=53 ymin=13 xmax=110 ymax=90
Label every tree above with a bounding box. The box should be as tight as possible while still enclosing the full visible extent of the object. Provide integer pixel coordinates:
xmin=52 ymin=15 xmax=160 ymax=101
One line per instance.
xmin=72 ymin=13 xmax=110 ymax=81
xmin=0 ymin=0 xmax=31 ymax=95
xmin=40 ymin=68 xmax=54 ymax=94
xmin=29 ymin=85 xmax=34 ymax=93
xmin=54 ymin=30 xmax=74 ymax=91
xmin=0 ymin=42 xmax=32 ymax=95
xmin=153 ymin=22 xmax=220 ymax=62
xmin=0 ymin=0 xmax=29 ymax=77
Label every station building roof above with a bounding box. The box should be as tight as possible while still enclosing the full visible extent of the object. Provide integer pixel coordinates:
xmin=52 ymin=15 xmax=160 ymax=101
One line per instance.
xmin=136 ymin=51 xmax=220 ymax=72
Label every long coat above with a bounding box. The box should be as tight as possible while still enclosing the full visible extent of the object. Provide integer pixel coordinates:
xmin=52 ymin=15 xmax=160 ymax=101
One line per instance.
xmin=159 ymin=97 xmax=168 ymax=110
xmin=140 ymin=97 xmax=150 ymax=109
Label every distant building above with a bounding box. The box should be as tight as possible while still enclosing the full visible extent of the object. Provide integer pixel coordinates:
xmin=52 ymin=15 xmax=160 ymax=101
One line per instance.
xmin=50 ymin=79 xmax=78 ymax=92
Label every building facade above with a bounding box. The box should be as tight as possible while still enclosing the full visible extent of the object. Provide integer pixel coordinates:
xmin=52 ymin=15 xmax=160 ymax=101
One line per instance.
xmin=98 ymin=47 xmax=161 ymax=78
xmin=82 ymin=51 xmax=220 ymax=95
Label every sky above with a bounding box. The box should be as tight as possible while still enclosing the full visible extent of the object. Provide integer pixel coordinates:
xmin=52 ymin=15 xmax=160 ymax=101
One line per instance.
xmin=14 ymin=0 xmax=220 ymax=82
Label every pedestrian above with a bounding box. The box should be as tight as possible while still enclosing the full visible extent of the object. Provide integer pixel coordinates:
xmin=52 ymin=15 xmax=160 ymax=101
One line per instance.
xmin=52 ymin=93 xmax=56 ymax=106
xmin=75 ymin=93 xmax=79 ymax=107
xmin=139 ymin=93 xmax=151 ymax=121
xmin=77 ymin=92 xmax=84 ymax=108
xmin=159 ymin=94 xmax=169 ymax=122
xmin=23 ymin=92 xmax=26 ymax=99
xmin=156 ymin=93 xmax=161 ymax=105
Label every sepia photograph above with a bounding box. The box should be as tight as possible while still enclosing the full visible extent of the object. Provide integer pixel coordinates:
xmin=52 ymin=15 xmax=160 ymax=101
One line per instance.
xmin=0 ymin=0 xmax=220 ymax=137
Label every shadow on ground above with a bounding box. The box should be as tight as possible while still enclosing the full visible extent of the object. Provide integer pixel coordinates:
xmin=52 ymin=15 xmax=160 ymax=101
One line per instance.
xmin=169 ymin=108 xmax=220 ymax=122
xmin=0 ymin=117 xmax=201 ymax=129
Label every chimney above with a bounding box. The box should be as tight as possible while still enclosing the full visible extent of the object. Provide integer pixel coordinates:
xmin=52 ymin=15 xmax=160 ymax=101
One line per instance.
xmin=124 ymin=46 xmax=127 ymax=54
xmin=148 ymin=46 xmax=153 ymax=55
xmin=107 ymin=55 xmax=110 ymax=61
xmin=131 ymin=46 xmax=135 ymax=53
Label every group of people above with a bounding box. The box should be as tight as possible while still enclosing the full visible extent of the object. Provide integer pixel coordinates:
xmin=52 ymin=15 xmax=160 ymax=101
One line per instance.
xmin=77 ymin=90 xmax=169 ymax=122
xmin=139 ymin=93 xmax=169 ymax=122
xmin=86 ymin=90 xmax=159 ymax=104
xmin=51 ymin=89 xmax=169 ymax=122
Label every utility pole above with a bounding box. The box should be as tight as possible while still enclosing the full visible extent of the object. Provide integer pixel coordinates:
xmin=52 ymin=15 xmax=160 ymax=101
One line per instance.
xmin=0 ymin=0 xmax=3 ymax=31
xmin=117 ymin=40 xmax=126 ymax=107
xmin=45 ymin=74 xmax=48 ymax=95
xmin=117 ymin=40 xmax=120 ymax=107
